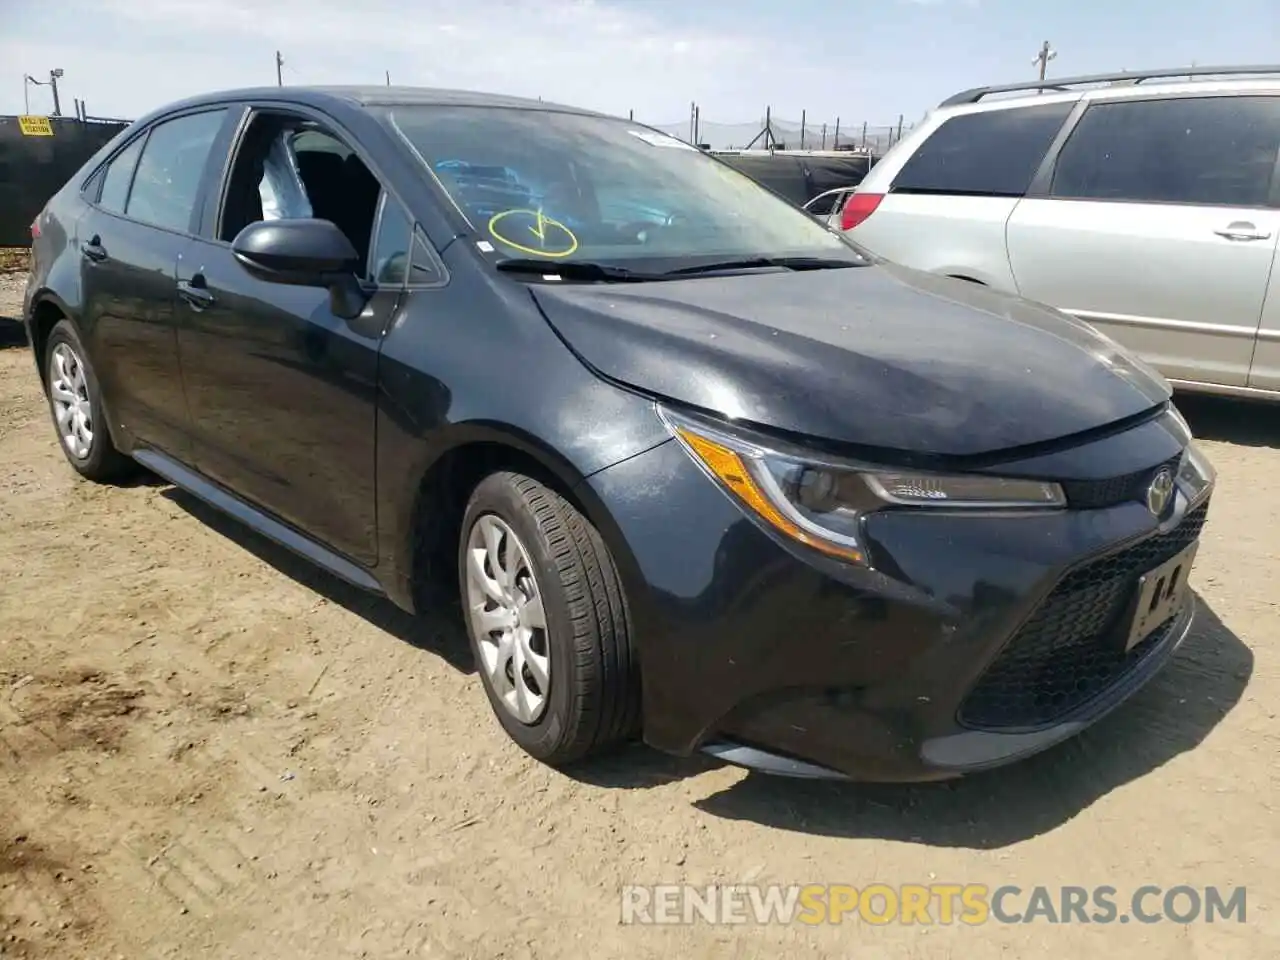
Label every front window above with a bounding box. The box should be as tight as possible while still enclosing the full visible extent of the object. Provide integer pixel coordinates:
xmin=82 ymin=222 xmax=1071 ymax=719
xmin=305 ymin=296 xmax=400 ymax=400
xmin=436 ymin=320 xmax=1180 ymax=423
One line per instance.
xmin=385 ymin=105 xmax=865 ymax=273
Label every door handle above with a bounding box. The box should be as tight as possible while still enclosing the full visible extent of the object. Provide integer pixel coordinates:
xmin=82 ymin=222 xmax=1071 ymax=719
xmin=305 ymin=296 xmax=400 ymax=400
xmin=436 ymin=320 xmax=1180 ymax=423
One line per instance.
xmin=177 ymin=278 xmax=216 ymax=310
xmin=81 ymin=236 xmax=107 ymax=262
xmin=1214 ymin=222 xmax=1272 ymax=242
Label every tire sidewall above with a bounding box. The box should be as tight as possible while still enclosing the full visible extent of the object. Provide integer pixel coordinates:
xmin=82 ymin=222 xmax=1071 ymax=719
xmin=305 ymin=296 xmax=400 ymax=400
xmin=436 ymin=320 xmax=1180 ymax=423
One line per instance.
xmin=44 ymin=321 xmax=112 ymax=477
xmin=458 ymin=475 xmax=581 ymax=758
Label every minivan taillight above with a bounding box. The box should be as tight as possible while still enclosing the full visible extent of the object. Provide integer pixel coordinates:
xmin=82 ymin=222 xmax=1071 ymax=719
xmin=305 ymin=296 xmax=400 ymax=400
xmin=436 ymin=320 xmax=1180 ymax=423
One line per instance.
xmin=29 ymin=217 xmax=41 ymax=240
xmin=839 ymin=192 xmax=883 ymax=231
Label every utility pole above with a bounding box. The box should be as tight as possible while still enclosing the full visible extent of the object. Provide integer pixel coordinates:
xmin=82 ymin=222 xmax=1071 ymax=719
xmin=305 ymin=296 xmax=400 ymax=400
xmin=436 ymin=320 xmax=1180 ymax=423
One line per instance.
xmin=48 ymin=68 xmax=63 ymax=116
xmin=23 ymin=69 xmax=64 ymax=116
xmin=276 ymin=50 xmax=284 ymax=87
xmin=1033 ymin=40 xmax=1057 ymax=83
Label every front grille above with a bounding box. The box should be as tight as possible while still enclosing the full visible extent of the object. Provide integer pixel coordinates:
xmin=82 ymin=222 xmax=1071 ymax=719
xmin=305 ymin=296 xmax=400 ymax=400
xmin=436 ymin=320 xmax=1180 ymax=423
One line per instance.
xmin=958 ymin=500 xmax=1209 ymax=731
xmin=1060 ymin=454 xmax=1183 ymax=510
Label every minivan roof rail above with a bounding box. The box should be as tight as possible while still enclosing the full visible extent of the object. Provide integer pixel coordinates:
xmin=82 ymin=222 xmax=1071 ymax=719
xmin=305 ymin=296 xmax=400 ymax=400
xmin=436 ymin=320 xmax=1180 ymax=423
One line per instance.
xmin=939 ymin=64 xmax=1280 ymax=107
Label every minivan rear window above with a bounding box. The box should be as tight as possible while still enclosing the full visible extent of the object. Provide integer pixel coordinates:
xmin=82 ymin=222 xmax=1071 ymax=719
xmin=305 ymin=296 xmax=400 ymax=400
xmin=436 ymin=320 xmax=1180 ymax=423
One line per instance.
xmin=1051 ymin=95 xmax=1280 ymax=207
xmin=892 ymin=102 xmax=1074 ymax=197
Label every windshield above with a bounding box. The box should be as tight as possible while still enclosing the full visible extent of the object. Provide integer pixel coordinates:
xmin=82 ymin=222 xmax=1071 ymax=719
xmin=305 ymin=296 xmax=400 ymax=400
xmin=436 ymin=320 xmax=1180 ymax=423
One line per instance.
xmin=385 ymin=105 xmax=865 ymax=270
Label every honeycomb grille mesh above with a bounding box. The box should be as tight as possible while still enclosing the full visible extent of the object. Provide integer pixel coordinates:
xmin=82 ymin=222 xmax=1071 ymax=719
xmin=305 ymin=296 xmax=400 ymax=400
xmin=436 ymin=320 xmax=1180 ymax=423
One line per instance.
xmin=1060 ymin=454 xmax=1183 ymax=510
xmin=958 ymin=501 xmax=1209 ymax=730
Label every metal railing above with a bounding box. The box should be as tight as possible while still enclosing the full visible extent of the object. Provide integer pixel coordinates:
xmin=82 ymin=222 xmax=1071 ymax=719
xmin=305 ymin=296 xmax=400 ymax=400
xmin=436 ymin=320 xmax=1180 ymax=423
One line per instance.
xmin=940 ymin=64 xmax=1280 ymax=107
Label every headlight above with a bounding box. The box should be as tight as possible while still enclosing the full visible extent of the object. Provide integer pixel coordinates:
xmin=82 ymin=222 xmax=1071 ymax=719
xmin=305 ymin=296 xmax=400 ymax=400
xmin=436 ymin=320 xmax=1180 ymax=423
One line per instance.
xmin=1178 ymin=440 xmax=1215 ymax=503
xmin=659 ymin=407 xmax=1065 ymax=565
xmin=1167 ymin=403 xmax=1193 ymax=442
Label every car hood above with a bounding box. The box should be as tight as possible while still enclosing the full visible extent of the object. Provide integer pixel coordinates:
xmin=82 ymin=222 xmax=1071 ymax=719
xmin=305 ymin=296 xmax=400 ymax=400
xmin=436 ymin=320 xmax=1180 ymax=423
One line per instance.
xmin=529 ymin=262 xmax=1171 ymax=459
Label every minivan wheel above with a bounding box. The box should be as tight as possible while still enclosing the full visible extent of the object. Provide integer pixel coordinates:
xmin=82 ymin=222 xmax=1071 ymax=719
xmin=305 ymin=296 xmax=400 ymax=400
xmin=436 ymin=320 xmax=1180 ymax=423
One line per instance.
xmin=42 ymin=320 xmax=135 ymax=482
xmin=458 ymin=471 xmax=639 ymax=765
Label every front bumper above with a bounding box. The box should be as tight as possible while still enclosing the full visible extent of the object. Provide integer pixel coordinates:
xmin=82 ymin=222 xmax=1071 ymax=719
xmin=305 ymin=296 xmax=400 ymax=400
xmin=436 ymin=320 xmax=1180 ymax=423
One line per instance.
xmin=583 ymin=412 xmax=1212 ymax=782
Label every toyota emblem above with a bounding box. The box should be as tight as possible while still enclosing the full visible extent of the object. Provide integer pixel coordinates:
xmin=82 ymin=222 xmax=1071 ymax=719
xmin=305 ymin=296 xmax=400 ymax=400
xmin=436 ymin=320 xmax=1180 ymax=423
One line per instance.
xmin=1146 ymin=467 xmax=1175 ymax=516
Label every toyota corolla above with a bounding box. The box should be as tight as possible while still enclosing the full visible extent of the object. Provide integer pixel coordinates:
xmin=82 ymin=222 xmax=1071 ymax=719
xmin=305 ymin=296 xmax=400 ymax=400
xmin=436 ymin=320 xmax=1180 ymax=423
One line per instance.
xmin=23 ymin=85 xmax=1215 ymax=781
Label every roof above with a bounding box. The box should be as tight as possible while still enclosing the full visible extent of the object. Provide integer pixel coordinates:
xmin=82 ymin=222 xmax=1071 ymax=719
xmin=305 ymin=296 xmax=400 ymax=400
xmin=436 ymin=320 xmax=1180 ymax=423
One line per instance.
xmin=149 ymin=85 xmax=604 ymax=119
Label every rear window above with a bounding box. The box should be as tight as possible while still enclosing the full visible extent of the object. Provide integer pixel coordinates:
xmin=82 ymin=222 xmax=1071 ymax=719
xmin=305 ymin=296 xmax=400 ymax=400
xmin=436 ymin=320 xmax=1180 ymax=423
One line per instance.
xmin=892 ymin=102 xmax=1074 ymax=197
xmin=1050 ymin=95 xmax=1280 ymax=207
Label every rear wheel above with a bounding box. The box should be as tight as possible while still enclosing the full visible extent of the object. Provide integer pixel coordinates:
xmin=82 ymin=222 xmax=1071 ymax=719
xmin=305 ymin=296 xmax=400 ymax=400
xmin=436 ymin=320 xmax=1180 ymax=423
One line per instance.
xmin=458 ymin=471 xmax=639 ymax=765
xmin=42 ymin=320 xmax=135 ymax=482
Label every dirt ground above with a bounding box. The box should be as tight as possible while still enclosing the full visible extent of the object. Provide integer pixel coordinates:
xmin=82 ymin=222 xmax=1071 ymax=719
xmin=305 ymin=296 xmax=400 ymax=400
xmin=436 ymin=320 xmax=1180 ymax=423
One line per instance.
xmin=1 ymin=262 xmax=1277 ymax=959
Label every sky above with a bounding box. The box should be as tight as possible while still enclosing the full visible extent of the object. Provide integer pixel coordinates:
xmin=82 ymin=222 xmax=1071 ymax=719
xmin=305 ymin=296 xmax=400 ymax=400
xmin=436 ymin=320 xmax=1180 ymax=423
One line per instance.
xmin=4 ymin=0 xmax=1280 ymax=132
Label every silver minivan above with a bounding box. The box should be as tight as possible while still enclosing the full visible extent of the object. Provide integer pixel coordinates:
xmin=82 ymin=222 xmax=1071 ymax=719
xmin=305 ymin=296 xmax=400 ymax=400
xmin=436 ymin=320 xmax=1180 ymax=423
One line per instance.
xmin=836 ymin=65 xmax=1280 ymax=401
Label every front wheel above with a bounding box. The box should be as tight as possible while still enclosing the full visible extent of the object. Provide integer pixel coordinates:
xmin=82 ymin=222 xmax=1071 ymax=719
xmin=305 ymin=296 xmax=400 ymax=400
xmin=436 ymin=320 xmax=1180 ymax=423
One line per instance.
xmin=458 ymin=471 xmax=640 ymax=765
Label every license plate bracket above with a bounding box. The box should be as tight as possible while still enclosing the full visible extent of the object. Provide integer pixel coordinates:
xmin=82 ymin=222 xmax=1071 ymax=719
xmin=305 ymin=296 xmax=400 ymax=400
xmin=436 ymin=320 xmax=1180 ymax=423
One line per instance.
xmin=1123 ymin=541 xmax=1198 ymax=652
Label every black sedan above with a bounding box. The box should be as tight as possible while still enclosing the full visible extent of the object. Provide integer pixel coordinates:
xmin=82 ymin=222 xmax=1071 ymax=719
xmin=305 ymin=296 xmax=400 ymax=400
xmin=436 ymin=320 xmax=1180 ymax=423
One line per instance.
xmin=22 ymin=85 xmax=1215 ymax=782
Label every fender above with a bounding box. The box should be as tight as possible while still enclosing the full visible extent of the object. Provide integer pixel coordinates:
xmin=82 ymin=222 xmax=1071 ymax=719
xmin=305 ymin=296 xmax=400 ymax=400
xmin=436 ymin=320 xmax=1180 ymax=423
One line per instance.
xmin=25 ymin=200 xmax=91 ymax=371
xmin=375 ymin=412 xmax=670 ymax=612
xmin=372 ymin=250 xmax=674 ymax=610
xmin=26 ymin=288 xmax=80 ymax=347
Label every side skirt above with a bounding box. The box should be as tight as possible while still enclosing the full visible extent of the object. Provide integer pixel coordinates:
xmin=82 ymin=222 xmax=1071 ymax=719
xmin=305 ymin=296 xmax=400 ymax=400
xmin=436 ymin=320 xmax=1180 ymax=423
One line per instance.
xmin=132 ymin=448 xmax=386 ymax=596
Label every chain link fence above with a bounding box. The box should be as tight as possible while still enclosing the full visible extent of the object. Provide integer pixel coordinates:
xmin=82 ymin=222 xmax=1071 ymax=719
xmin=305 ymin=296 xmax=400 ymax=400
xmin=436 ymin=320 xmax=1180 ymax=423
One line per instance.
xmin=644 ymin=114 xmax=917 ymax=153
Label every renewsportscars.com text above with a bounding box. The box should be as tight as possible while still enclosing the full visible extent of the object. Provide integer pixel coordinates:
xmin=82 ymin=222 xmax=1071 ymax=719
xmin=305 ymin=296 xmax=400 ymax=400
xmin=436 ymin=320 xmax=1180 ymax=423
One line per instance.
xmin=620 ymin=883 xmax=1247 ymax=926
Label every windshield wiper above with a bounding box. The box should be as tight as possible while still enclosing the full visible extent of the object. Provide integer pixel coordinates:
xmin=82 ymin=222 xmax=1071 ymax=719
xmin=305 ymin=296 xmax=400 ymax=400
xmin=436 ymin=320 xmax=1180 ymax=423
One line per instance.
xmin=494 ymin=258 xmax=663 ymax=282
xmin=663 ymin=256 xmax=865 ymax=277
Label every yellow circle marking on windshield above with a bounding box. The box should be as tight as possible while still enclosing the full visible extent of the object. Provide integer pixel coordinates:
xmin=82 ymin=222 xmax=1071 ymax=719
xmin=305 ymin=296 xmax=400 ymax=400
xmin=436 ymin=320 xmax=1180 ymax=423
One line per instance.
xmin=487 ymin=208 xmax=579 ymax=258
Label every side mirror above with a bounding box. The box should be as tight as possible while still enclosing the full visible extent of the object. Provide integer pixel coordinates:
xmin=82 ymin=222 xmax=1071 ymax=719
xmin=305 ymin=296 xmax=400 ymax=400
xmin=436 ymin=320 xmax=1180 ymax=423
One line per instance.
xmin=232 ymin=218 xmax=360 ymax=284
xmin=231 ymin=218 xmax=368 ymax=320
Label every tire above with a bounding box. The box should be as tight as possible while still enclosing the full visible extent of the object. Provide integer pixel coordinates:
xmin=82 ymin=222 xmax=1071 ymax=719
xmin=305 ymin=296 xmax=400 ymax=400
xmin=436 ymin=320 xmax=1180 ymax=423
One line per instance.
xmin=42 ymin=320 xmax=136 ymax=483
xmin=458 ymin=471 xmax=640 ymax=765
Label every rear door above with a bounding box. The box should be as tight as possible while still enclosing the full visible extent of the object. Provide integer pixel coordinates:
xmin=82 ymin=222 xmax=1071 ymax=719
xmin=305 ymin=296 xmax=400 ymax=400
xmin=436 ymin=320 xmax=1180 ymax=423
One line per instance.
xmin=77 ymin=107 xmax=231 ymax=458
xmin=1007 ymin=93 xmax=1280 ymax=388
xmin=847 ymin=100 xmax=1075 ymax=287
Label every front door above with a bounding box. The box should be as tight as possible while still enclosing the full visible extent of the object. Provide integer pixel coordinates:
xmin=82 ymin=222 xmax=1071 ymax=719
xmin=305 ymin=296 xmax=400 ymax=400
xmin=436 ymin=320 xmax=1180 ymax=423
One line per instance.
xmin=174 ymin=110 xmax=403 ymax=565
xmin=1007 ymin=94 xmax=1280 ymax=387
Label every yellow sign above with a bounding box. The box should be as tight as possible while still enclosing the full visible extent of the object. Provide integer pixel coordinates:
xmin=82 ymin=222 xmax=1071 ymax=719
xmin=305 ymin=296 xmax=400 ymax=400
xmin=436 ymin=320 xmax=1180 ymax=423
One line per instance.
xmin=18 ymin=116 xmax=54 ymax=137
xmin=487 ymin=208 xmax=578 ymax=258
